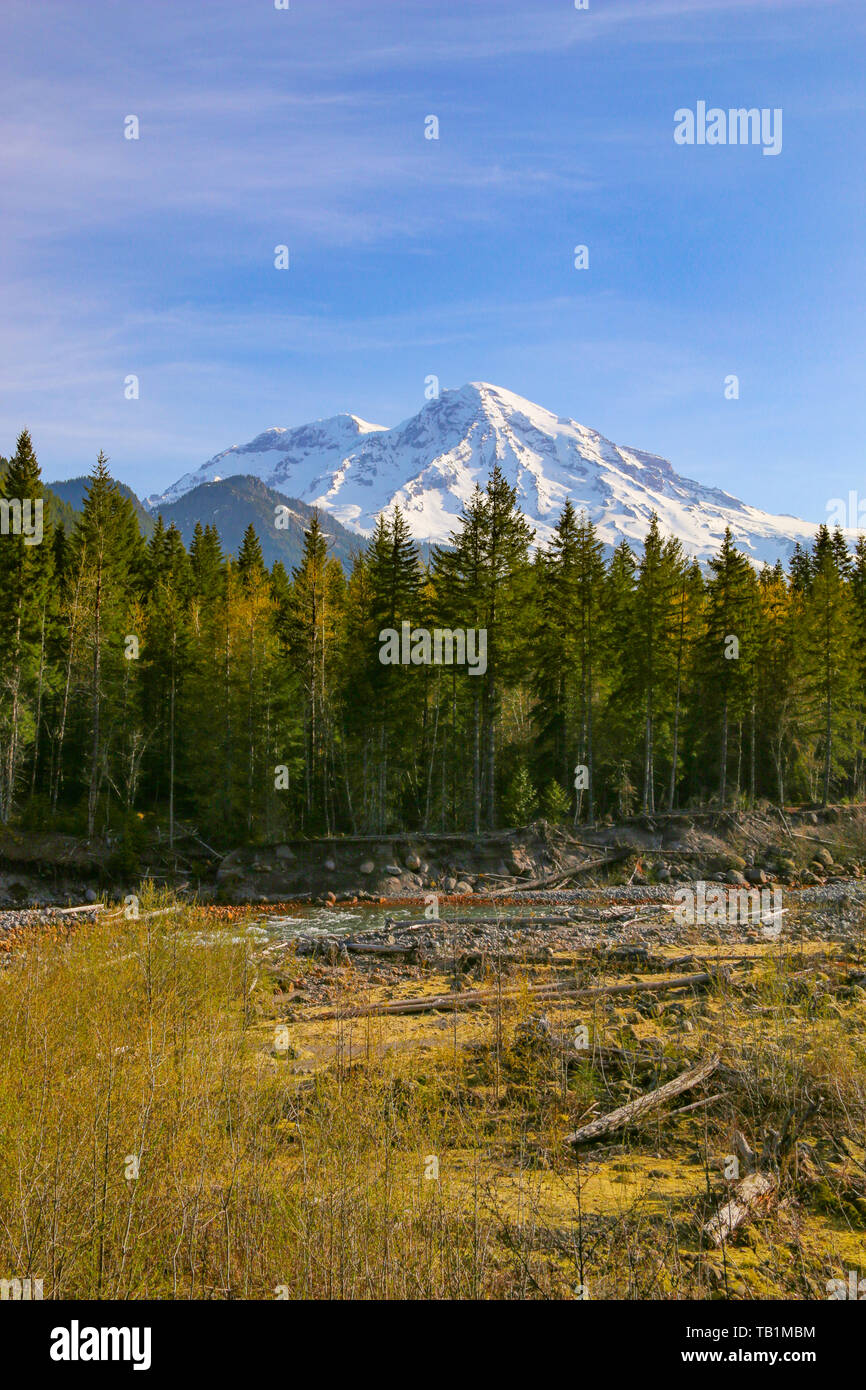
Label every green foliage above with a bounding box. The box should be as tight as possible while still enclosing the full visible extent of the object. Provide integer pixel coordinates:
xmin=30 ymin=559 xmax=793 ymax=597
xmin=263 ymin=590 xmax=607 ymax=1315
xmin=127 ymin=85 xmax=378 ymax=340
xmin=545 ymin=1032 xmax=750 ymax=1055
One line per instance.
xmin=540 ymin=779 xmax=571 ymax=823
xmin=4 ymin=431 xmax=866 ymax=841
xmin=502 ymin=764 xmax=538 ymax=826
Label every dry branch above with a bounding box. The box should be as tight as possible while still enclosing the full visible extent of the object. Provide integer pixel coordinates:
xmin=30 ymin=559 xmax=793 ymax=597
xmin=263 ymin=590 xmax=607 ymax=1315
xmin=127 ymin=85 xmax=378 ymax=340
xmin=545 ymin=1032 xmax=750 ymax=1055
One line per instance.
xmin=488 ymin=851 xmax=631 ymax=896
xmin=564 ymin=1055 xmax=720 ymax=1146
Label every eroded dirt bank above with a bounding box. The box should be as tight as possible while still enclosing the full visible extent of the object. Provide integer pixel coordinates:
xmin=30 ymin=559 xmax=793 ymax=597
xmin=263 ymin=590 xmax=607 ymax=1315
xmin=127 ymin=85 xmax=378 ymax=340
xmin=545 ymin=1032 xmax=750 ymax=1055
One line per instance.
xmin=3 ymin=803 xmax=866 ymax=908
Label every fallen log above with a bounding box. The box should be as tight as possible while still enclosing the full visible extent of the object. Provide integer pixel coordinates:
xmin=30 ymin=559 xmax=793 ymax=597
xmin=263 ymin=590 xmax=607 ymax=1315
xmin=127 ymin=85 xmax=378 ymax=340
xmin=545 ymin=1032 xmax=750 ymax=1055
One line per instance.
xmin=702 ymin=1099 xmax=820 ymax=1246
xmin=703 ymin=1171 xmax=777 ymax=1246
xmin=343 ymin=941 xmax=422 ymax=957
xmin=564 ymin=1055 xmax=720 ymax=1147
xmin=309 ymin=980 xmax=577 ymax=1019
xmin=290 ymin=939 xmax=413 ymax=958
xmin=488 ymin=852 xmax=631 ymax=896
xmin=308 ymin=970 xmax=724 ymax=1021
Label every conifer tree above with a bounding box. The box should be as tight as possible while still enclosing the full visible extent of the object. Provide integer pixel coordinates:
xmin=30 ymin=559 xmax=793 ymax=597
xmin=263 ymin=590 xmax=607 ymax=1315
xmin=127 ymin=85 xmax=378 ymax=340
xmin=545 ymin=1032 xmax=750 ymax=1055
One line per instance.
xmin=285 ymin=513 xmax=345 ymax=832
xmin=237 ymin=524 xmax=266 ymax=587
xmin=70 ymin=451 xmax=143 ymax=835
xmin=533 ymin=502 xmax=605 ymax=824
xmin=701 ymin=529 xmax=759 ymax=808
xmin=366 ymin=506 xmax=422 ymax=830
xmin=800 ymin=532 xmax=857 ymax=804
xmin=0 ymin=430 xmax=53 ymax=820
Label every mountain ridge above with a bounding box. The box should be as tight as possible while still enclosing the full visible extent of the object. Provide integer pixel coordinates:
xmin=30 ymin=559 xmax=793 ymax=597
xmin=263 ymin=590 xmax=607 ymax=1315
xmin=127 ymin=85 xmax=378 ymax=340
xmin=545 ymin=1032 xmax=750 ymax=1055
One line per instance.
xmin=145 ymin=382 xmax=818 ymax=565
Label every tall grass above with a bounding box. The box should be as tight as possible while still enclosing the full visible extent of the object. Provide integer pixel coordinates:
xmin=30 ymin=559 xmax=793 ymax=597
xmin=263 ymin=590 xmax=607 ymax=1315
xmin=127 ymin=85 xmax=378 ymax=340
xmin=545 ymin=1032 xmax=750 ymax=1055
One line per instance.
xmin=1 ymin=892 xmax=864 ymax=1300
xmin=0 ymin=891 xmax=568 ymax=1298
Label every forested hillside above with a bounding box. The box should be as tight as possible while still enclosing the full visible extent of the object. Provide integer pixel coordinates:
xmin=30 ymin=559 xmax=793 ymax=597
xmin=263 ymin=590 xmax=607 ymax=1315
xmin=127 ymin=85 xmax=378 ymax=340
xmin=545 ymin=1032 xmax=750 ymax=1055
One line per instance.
xmin=1 ymin=429 xmax=862 ymax=845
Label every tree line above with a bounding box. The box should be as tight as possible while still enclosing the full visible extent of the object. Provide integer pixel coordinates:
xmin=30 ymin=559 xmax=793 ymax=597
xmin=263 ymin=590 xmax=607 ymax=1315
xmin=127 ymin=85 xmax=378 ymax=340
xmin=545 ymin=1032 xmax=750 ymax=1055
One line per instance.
xmin=1 ymin=428 xmax=863 ymax=846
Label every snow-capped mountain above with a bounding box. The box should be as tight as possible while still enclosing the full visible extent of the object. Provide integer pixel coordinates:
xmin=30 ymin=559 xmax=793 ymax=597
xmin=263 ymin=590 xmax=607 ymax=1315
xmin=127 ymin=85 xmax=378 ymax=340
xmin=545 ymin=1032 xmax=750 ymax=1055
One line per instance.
xmin=147 ymin=382 xmax=818 ymax=564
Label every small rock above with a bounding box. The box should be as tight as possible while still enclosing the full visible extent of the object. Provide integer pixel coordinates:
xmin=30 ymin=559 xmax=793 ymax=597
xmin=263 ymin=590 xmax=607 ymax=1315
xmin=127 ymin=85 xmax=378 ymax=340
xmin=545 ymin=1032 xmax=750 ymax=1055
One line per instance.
xmin=359 ymin=860 xmax=375 ymax=875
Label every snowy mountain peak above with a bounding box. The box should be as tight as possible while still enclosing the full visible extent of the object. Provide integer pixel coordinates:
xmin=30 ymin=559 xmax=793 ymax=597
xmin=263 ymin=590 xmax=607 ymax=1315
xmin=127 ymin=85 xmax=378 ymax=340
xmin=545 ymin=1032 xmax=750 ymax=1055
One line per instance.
xmin=145 ymin=410 xmax=387 ymax=509
xmin=147 ymin=384 xmax=819 ymax=564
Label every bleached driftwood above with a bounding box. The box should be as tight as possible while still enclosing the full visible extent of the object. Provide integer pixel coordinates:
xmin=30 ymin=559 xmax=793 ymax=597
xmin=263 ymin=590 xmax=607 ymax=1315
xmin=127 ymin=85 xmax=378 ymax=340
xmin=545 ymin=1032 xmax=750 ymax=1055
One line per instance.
xmin=564 ymin=1055 xmax=720 ymax=1147
xmin=703 ymin=1170 xmax=777 ymax=1246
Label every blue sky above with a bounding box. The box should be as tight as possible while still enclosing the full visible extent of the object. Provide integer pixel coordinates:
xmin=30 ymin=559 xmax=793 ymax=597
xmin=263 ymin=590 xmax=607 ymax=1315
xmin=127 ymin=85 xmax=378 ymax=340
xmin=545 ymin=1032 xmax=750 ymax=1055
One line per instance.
xmin=1 ymin=0 xmax=864 ymax=521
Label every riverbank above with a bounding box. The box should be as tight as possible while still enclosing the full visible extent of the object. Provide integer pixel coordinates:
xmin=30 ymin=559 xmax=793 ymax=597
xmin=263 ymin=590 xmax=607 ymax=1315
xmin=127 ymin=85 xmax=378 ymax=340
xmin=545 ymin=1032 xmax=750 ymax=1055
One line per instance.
xmin=1 ymin=884 xmax=864 ymax=1299
xmin=5 ymin=804 xmax=866 ymax=910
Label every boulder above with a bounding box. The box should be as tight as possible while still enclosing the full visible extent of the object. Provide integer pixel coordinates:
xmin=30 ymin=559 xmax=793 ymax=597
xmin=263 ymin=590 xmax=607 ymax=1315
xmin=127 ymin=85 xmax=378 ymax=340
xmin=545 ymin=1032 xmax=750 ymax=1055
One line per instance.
xmin=509 ymin=847 xmax=533 ymax=875
xmin=216 ymin=866 xmax=244 ymax=885
xmin=359 ymin=860 xmax=375 ymax=875
xmin=404 ymin=852 xmax=422 ymax=871
xmin=454 ymin=880 xmax=474 ymax=894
